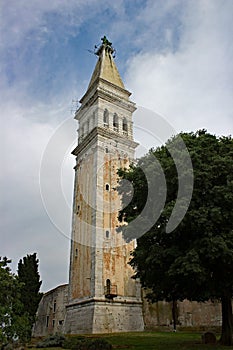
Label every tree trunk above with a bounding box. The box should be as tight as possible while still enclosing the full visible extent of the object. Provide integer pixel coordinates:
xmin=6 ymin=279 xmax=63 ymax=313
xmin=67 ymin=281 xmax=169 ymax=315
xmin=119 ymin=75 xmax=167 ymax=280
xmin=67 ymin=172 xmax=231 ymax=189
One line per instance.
xmin=172 ymin=299 xmax=178 ymax=332
xmin=220 ymin=292 xmax=233 ymax=346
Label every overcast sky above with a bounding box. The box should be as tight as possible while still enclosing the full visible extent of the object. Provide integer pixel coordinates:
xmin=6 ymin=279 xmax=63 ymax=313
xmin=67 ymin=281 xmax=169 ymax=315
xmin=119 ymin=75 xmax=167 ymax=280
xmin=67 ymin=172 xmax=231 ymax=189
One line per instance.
xmin=1 ymin=0 xmax=233 ymax=292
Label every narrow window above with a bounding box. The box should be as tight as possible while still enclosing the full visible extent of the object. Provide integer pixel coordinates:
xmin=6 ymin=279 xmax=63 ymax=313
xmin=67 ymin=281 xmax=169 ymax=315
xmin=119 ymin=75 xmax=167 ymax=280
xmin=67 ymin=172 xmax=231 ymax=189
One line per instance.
xmin=105 ymin=184 xmax=110 ymax=191
xmin=52 ymin=319 xmax=55 ymax=327
xmin=106 ymin=230 xmax=109 ymax=238
xmin=106 ymin=279 xmax=111 ymax=294
xmin=77 ymin=205 xmax=80 ymax=214
xmin=103 ymin=109 xmax=109 ymax=127
xmin=123 ymin=117 xmax=128 ymax=133
xmin=75 ymin=248 xmax=78 ymax=257
xmin=113 ymin=113 xmax=119 ymax=131
xmin=105 ymin=147 xmax=109 ymax=153
xmin=46 ymin=316 xmax=49 ymax=327
xmin=53 ymin=300 xmax=56 ymax=313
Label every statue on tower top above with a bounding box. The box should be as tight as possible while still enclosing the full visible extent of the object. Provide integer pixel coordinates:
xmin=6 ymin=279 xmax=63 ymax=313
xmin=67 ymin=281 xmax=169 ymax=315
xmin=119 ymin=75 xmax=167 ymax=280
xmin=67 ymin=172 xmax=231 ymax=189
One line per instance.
xmin=101 ymin=35 xmax=112 ymax=47
xmin=95 ymin=35 xmax=115 ymax=56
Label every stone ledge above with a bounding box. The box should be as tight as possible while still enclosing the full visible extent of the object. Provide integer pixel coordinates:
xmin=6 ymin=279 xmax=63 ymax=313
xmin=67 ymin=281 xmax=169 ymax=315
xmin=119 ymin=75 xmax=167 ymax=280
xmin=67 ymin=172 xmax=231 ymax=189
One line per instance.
xmin=66 ymin=297 xmax=143 ymax=308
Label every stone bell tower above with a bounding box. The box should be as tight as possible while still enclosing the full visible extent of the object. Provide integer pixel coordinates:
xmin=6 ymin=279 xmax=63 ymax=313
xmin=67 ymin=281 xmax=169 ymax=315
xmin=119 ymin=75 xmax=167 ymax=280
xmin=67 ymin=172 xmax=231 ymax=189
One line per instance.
xmin=64 ymin=37 xmax=144 ymax=334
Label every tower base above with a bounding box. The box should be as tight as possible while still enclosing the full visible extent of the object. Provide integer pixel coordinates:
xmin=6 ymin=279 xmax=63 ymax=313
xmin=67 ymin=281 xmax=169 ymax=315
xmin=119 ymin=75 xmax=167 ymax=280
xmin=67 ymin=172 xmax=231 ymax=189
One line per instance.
xmin=64 ymin=298 xmax=144 ymax=334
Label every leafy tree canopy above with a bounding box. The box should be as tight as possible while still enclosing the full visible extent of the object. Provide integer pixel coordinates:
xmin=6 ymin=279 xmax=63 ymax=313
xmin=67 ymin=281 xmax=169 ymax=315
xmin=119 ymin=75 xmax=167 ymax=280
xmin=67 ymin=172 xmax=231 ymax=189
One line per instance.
xmin=0 ymin=253 xmax=42 ymax=344
xmin=118 ymin=130 xmax=233 ymax=345
xmin=0 ymin=257 xmax=31 ymax=344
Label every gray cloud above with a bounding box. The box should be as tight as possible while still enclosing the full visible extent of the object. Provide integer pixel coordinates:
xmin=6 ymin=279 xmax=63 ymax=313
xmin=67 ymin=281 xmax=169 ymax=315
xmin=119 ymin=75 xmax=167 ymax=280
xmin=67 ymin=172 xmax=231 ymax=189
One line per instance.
xmin=125 ymin=0 xmax=233 ymax=136
xmin=1 ymin=0 xmax=233 ymax=292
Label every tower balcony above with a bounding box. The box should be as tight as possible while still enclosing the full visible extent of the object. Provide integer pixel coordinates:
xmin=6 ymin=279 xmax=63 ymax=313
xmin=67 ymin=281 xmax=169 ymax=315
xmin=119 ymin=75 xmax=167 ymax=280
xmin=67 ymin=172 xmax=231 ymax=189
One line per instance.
xmin=104 ymin=284 xmax=118 ymax=299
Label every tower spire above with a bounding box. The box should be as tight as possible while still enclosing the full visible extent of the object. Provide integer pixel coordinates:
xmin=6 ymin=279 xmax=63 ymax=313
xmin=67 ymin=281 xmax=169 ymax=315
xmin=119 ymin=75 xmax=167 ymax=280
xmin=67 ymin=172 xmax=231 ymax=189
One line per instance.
xmin=86 ymin=36 xmax=125 ymax=91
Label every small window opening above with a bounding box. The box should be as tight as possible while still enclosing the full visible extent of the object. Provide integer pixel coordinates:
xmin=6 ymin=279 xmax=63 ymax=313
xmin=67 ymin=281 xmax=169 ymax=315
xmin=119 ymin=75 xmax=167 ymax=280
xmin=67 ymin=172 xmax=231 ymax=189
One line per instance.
xmin=106 ymin=279 xmax=111 ymax=294
xmin=113 ymin=113 xmax=119 ymax=131
xmin=123 ymin=117 xmax=128 ymax=132
xmin=59 ymin=320 xmax=64 ymax=325
xmin=53 ymin=300 xmax=56 ymax=312
xmin=105 ymin=184 xmax=110 ymax=191
xmin=46 ymin=315 xmax=49 ymax=327
xmin=106 ymin=230 xmax=109 ymax=238
xmin=105 ymin=147 xmax=109 ymax=153
xmin=75 ymin=248 xmax=78 ymax=257
xmin=103 ymin=109 xmax=109 ymax=127
xmin=52 ymin=319 xmax=55 ymax=327
xmin=77 ymin=205 xmax=80 ymax=214
xmin=104 ymin=279 xmax=117 ymax=299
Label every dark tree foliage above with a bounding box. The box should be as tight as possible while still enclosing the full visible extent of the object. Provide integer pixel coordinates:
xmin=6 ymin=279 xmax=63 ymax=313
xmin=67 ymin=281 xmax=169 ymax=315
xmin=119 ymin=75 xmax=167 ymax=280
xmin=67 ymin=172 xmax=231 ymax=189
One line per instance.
xmin=118 ymin=131 xmax=233 ymax=345
xmin=0 ymin=257 xmax=31 ymax=343
xmin=17 ymin=253 xmax=42 ymax=333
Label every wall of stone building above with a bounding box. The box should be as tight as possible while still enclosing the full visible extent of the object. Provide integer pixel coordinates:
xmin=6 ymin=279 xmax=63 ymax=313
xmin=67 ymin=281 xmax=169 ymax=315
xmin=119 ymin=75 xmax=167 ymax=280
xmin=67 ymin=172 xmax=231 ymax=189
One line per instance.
xmin=65 ymin=299 xmax=144 ymax=334
xmin=142 ymin=290 xmax=222 ymax=330
xmin=33 ymin=284 xmax=69 ymax=337
xmin=33 ymin=283 xmax=226 ymax=336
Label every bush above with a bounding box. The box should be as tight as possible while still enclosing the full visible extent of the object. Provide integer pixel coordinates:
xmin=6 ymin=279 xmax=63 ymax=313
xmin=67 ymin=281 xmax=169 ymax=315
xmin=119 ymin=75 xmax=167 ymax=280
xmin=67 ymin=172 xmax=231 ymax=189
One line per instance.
xmin=62 ymin=336 xmax=86 ymax=349
xmin=36 ymin=334 xmax=65 ymax=348
xmin=63 ymin=337 xmax=112 ymax=350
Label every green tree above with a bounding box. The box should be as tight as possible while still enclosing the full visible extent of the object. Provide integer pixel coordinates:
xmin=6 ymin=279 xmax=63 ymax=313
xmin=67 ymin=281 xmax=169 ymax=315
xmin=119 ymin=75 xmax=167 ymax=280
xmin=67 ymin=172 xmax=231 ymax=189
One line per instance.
xmin=17 ymin=253 xmax=42 ymax=334
xmin=0 ymin=257 xmax=31 ymax=344
xmin=118 ymin=131 xmax=233 ymax=345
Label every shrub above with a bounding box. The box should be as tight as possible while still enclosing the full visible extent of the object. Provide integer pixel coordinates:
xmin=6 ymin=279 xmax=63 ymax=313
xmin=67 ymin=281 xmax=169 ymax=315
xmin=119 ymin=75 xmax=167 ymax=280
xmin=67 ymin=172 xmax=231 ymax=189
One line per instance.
xmin=62 ymin=336 xmax=86 ymax=349
xmin=63 ymin=337 xmax=112 ymax=350
xmin=36 ymin=334 xmax=65 ymax=348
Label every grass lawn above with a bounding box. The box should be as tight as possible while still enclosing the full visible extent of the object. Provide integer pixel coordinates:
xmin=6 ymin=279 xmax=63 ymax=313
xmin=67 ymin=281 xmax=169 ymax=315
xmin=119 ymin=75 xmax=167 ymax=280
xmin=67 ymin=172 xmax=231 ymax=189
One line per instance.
xmin=100 ymin=332 xmax=233 ymax=349
xmin=32 ymin=331 xmax=233 ymax=350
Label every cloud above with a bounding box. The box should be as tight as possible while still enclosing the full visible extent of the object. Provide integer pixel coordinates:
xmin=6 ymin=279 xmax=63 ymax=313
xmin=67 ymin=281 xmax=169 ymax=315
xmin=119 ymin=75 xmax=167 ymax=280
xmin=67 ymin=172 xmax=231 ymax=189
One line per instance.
xmin=1 ymin=0 xmax=233 ymax=292
xmin=0 ymin=98 xmax=75 ymax=290
xmin=125 ymin=0 xmax=233 ymax=137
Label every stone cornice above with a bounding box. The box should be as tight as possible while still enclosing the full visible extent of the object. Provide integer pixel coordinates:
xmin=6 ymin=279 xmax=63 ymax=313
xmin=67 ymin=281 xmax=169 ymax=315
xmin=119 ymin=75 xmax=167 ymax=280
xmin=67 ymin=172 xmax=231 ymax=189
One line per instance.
xmin=72 ymin=126 xmax=139 ymax=156
xmin=66 ymin=297 xmax=143 ymax=308
xmin=80 ymin=77 xmax=131 ymax=104
xmin=75 ymin=80 xmax=136 ymax=121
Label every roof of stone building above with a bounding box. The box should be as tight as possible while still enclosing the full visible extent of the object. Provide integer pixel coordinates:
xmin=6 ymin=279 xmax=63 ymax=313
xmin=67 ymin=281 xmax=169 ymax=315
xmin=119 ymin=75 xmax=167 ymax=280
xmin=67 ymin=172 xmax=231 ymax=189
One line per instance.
xmin=87 ymin=43 xmax=125 ymax=90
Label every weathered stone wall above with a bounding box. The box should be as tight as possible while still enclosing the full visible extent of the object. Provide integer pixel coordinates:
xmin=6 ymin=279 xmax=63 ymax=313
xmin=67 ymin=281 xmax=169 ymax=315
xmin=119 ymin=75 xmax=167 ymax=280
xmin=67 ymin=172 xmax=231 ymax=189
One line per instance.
xmin=65 ymin=299 xmax=144 ymax=334
xmin=33 ymin=284 xmax=68 ymax=337
xmin=33 ymin=283 xmax=229 ymax=337
xmin=142 ymin=290 xmax=222 ymax=330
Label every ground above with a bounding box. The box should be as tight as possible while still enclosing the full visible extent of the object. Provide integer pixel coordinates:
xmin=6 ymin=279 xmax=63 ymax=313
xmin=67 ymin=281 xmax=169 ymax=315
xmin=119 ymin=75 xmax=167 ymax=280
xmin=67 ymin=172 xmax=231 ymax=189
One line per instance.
xmin=31 ymin=332 xmax=233 ymax=349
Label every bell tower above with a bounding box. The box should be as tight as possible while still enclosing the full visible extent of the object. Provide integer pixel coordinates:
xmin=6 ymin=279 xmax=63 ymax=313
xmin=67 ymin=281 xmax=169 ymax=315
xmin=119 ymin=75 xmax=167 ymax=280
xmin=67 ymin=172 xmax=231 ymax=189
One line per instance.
xmin=64 ymin=37 xmax=144 ymax=334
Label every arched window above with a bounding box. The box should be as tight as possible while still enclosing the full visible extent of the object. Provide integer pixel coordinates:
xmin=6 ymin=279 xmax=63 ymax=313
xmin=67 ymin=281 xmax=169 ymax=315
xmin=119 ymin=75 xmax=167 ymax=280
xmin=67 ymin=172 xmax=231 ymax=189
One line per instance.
xmin=105 ymin=184 xmax=110 ymax=191
xmin=106 ymin=230 xmax=109 ymax=238
xmin=123 ymin=117 xmax=128 ymax=133
xmin=103 ymin=109 xmax=109 ymax=127
xmin=113 ymin=113 xmax=119 ymax=131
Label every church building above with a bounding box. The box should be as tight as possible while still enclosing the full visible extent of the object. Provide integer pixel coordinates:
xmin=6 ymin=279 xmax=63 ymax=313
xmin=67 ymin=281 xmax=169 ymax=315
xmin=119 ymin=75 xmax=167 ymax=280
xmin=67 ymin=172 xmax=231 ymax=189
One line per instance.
xmin=33 ymin=38 xmax=222 ymax=336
